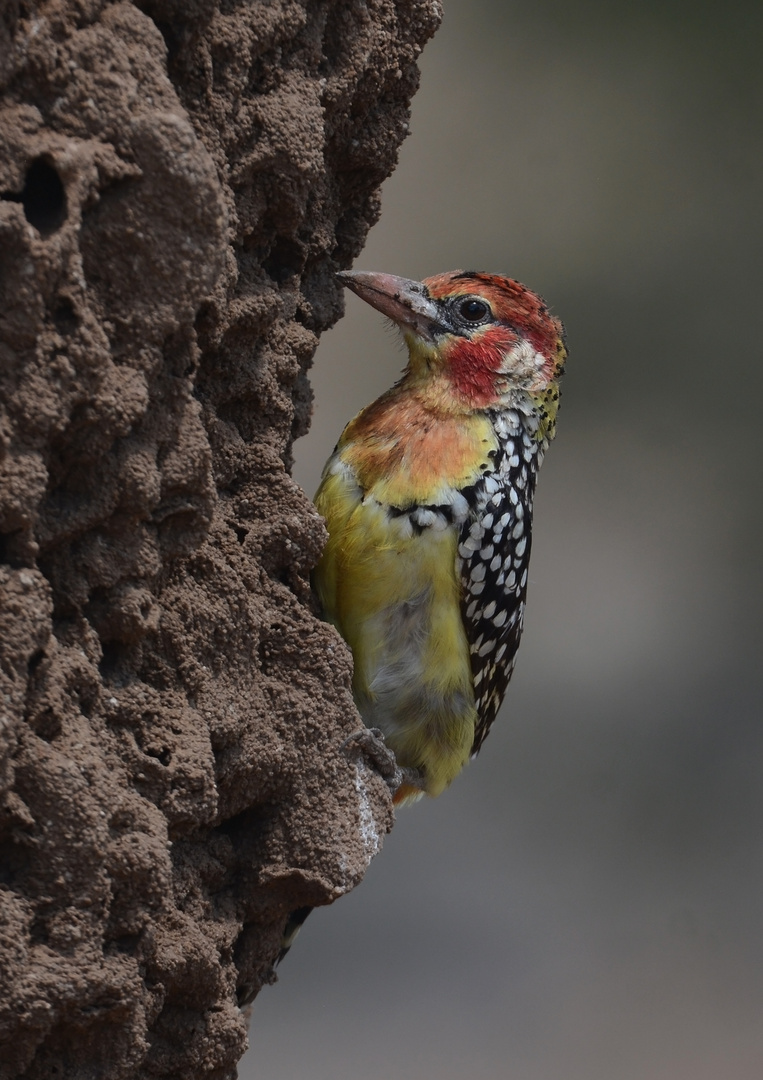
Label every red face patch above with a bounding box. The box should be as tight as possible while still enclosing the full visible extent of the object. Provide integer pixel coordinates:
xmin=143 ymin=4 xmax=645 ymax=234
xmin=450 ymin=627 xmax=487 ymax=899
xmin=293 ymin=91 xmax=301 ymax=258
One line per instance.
xmin=423 ymin=270 xmax=564 ymax=367
xmin=438 ymin=326 xmax=518 ymax=406
xmin=421 ymin=271 xmax=565 ymax=405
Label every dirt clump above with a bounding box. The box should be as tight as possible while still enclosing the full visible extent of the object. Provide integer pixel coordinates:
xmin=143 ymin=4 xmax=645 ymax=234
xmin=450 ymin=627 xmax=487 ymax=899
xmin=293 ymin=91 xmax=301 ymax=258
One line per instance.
xmin=0 ymin=2 xmax=441 ymax=1076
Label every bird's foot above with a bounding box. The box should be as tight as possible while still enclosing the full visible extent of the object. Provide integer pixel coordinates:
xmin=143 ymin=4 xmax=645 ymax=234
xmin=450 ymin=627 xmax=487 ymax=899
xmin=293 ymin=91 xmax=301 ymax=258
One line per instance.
xmin=342 ymin=726 xmax=400 ymax=786
xmin=341 ymin=727 xmax=425 ymax=802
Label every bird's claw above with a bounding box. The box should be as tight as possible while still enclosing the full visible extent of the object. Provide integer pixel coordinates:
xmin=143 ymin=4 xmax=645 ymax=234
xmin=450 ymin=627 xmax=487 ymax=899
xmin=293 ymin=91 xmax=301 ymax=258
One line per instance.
xmin=342 ymin=726 xmax=422 ymax=796
xmin=342 ymin=726 xmax=399 ymax=782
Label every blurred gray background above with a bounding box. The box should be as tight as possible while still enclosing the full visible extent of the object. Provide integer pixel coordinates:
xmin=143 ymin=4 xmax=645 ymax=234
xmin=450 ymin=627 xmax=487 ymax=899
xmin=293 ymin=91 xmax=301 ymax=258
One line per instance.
xmin=242 ymin=1 xmax=763 ymax=1076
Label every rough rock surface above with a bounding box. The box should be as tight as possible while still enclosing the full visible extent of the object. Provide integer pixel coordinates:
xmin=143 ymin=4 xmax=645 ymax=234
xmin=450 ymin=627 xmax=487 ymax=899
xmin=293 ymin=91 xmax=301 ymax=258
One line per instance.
xmin=0 ymin=1 xmax=441 ymax=1076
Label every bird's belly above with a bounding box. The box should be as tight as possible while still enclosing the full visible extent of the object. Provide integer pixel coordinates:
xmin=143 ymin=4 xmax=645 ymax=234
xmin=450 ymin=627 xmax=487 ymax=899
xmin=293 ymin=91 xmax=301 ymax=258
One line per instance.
xmin=336 ymin=507 xmax=477 ymax=797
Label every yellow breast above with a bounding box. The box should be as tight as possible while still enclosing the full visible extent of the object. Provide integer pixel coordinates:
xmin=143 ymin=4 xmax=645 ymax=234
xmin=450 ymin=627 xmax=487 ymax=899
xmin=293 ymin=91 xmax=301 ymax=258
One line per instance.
xmin=312 ymin=395 xmax=494 ymax=799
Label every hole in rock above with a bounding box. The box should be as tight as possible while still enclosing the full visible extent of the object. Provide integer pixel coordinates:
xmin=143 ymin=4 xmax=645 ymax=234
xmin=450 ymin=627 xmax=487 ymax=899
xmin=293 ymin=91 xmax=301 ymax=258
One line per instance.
xmin=19 ymin=158 xmax=67 ymax=234
xmin=263 ymin=236 xmax=304 ymax=283
xmin=53 ymin=297 xmax=78 ymax=331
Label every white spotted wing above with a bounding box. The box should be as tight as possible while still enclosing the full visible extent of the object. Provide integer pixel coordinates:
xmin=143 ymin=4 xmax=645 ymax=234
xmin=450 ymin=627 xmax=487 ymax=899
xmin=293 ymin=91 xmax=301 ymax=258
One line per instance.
xmin=457 ymin=410 xmax=542 ymax=753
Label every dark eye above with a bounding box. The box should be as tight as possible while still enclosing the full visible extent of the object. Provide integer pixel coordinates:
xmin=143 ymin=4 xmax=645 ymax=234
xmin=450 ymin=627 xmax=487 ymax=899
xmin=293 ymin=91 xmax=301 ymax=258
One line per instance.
xmin=457 ymin=297 xmax=490 ymax=322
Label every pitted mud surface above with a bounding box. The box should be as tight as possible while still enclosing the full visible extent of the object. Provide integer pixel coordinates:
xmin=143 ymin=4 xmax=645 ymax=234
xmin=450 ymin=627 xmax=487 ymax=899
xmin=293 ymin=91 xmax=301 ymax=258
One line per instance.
xmin=0 ymin=2 xmax=440 ymax=1076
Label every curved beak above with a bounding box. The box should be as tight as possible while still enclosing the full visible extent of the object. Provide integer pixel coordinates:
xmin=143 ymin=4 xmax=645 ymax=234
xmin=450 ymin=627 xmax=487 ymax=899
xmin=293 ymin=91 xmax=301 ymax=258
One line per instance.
xmin=337 ymin=270 xmax=445 ymax=342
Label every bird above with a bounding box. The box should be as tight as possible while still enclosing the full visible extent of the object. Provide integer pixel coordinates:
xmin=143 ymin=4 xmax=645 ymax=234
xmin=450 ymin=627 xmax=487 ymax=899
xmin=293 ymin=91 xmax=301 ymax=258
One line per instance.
xmin=313 ymin=269 xmax=566 ymax=805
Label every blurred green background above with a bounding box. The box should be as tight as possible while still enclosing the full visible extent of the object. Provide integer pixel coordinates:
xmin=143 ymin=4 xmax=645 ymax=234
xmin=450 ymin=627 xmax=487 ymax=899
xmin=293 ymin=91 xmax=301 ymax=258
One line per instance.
xmin=242 ymin=1 xmax=763 ymax=1076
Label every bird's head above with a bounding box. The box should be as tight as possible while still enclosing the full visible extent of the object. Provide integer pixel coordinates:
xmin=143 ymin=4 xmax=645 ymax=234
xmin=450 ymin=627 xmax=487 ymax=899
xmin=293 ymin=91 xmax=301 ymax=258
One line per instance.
xmin=338 ymin=269 xmax=567 ymax=439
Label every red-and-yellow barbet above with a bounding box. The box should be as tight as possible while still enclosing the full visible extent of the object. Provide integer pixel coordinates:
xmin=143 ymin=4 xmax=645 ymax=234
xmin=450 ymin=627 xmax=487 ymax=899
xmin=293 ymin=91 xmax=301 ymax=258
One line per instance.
xmin=314 ymin=269 xmax=566 ymax=805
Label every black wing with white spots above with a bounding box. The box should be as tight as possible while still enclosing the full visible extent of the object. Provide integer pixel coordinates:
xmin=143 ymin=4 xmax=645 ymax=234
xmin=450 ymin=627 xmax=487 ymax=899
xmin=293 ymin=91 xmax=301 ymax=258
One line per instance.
xmin=458 ymin=409 xmax=542 ymax=754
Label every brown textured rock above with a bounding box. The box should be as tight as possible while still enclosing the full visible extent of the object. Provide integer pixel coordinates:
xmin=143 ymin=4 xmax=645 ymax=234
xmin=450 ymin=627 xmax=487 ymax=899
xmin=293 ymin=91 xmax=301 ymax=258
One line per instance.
xmin=0 ymin=1 xmax=441 ymax=1076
